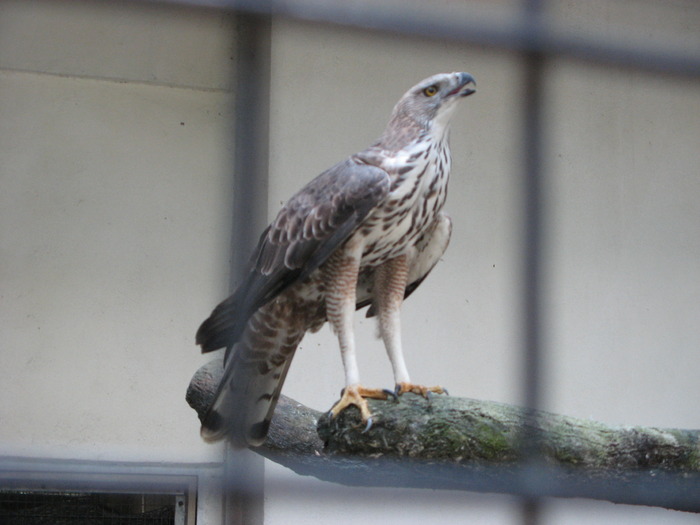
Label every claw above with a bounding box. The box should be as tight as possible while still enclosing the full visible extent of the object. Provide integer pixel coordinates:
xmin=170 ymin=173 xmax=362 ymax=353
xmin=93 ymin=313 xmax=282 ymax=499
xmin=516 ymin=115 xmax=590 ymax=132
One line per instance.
xmin=383 ymin=388 xmax=399 ymax=401
xmin=362 ymin=417 xmax=373 ymax=433
xmin=328 ymin=384 xmax=388 ymax=426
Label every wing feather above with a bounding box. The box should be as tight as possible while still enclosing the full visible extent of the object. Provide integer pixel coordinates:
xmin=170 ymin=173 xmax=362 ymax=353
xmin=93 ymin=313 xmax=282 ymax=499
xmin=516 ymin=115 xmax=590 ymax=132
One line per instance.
xmin=196 ymin=156 xmax=390 ymax=356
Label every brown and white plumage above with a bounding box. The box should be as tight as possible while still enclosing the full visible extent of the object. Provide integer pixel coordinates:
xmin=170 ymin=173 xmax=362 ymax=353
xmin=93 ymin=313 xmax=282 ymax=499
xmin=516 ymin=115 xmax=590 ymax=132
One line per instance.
xmin=197 ymin=72 xmax=476 ymax=446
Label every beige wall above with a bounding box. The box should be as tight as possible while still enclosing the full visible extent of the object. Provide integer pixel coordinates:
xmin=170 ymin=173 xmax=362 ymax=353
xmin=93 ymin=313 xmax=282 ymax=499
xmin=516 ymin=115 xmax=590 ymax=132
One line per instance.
xmin=1 ymin=1 xmax=699 ymax=524
xmin=0 ymin=1 xmax=232 ymax=522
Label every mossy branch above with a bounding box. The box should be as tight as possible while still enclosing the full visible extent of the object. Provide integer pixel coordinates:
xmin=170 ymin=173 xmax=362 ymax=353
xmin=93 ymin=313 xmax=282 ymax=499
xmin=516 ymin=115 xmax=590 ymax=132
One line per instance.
xmin=187 ymin=357 xmax=700 ymax=512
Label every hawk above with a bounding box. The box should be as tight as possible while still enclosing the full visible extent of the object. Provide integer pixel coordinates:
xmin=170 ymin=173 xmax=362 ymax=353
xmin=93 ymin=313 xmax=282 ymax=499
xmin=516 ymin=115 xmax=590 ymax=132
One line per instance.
xmin=197 ymin=72 xmax=476 ymax=446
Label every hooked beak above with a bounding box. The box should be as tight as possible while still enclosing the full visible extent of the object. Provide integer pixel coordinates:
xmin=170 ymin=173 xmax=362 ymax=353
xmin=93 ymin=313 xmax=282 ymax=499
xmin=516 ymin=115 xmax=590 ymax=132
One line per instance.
xmin=450 ymin=72 xmax=476 ymax=98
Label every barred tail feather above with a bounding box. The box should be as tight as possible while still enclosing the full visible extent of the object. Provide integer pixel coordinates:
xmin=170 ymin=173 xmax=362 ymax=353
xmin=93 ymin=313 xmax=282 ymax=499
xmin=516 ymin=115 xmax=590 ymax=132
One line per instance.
xmin=200 ymin=350 xmax=294 ymax=446
xmin=200 ymin=305 xmax=303 ymax=447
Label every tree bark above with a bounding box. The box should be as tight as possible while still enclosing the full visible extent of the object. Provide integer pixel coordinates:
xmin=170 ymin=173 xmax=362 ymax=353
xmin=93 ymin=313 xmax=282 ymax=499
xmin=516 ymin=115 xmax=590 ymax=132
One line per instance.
xmin=187 ymin=357 xmax=700 ymax=512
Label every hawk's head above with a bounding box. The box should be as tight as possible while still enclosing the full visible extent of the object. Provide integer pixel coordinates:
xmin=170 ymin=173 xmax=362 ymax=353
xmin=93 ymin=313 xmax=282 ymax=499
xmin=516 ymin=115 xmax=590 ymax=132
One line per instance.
xmin=389 ymin=72 xmax=476 ymax=138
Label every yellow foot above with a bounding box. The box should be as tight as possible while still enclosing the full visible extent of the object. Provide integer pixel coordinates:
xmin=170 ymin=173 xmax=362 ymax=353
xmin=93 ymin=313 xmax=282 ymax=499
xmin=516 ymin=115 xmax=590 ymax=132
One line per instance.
xmin=395 ymin=382 xmax=448 ymax=398
xmin=329 ymin=385 xmax=390 ymax=425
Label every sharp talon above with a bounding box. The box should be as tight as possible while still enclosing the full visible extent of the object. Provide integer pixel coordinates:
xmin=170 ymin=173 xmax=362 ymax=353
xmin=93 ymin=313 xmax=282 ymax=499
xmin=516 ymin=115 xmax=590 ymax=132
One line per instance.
xmin=328 ymin=385 xmax=385 ymax=425
xmin=383 ymin=388 xmax=398 ymax=401
xmin=339 ymin=387 xmax=345 ymax=396
xmin=443 ymin=387 xmax=449 ymax=396
xmin=362 ymin=417 xmax=373 ymax=433
xmin=394 ymin=384 xmax=402 ymax=396
xmin=426 ymin=390 xmax=433 ymax=400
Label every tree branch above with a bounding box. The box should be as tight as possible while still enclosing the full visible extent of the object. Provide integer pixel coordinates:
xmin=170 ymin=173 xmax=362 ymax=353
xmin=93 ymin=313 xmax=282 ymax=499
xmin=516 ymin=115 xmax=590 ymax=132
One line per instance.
xmin=187 ymin=357 xmax=700 ymax=512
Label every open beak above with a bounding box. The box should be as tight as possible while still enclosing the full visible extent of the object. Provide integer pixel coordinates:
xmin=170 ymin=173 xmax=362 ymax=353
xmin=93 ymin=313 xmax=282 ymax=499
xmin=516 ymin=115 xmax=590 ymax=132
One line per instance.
xmin=449 ymin=72 xmax=476 ymax=97
xmin=458 ymin=72 xmax=476 ymax=97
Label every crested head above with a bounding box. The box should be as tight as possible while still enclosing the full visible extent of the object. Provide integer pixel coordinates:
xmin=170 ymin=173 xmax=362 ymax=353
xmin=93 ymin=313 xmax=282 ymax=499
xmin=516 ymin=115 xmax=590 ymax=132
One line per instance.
xmin=381 ymin=72 xmax=476 ymax=146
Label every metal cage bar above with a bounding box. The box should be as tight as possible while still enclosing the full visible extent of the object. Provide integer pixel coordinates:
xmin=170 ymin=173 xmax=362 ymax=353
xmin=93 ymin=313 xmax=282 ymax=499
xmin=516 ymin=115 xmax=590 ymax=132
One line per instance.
xmin=2 ymin=0 xmax=698 ymax=523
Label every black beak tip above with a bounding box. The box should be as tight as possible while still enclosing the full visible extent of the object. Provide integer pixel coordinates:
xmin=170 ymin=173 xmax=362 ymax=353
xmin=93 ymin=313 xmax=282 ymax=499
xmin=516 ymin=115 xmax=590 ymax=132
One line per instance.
xmin=460 ymin=72 xmax=476 ymax=86
xmin=458 ymin=72 xmax=476 ymax=96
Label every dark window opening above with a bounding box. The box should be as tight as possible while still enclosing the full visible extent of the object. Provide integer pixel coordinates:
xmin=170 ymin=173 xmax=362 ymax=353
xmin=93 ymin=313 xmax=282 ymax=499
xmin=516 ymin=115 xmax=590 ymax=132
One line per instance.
xmin=0 ymin=490 xmax=185 ymax=525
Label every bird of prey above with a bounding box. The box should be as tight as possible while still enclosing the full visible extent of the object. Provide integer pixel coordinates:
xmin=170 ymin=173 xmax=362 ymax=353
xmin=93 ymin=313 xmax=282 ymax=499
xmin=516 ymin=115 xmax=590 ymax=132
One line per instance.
xmin=197 ymin=72 xmax=476 ymax=446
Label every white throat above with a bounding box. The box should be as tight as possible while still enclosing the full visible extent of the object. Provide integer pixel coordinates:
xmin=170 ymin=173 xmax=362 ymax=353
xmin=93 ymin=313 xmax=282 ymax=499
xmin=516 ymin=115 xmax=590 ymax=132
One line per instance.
xmin=430 ymin=102 xmax=460 ymax=141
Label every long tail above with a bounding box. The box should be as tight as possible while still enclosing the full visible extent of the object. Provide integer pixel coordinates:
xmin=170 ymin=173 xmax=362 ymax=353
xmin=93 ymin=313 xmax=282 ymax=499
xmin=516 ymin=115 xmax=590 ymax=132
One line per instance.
xmin=200 ymin=303 xmax=304 ymax=447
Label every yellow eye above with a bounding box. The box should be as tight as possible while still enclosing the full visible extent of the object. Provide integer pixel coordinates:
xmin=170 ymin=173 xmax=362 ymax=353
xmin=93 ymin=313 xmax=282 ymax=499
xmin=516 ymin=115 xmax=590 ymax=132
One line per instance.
xmin=423 ymin=85 xmax=439 ymax=97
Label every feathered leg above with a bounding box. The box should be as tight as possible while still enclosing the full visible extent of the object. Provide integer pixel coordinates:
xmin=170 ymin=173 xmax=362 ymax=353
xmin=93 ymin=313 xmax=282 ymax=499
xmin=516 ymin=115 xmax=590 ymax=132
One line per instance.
xmin=375 ymin=253 xmax=447 ymax=398
xmin=325 ymin=245 xmax=387 ymax=422
xmin=374 ymin=254 xmax=412 ymax=384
